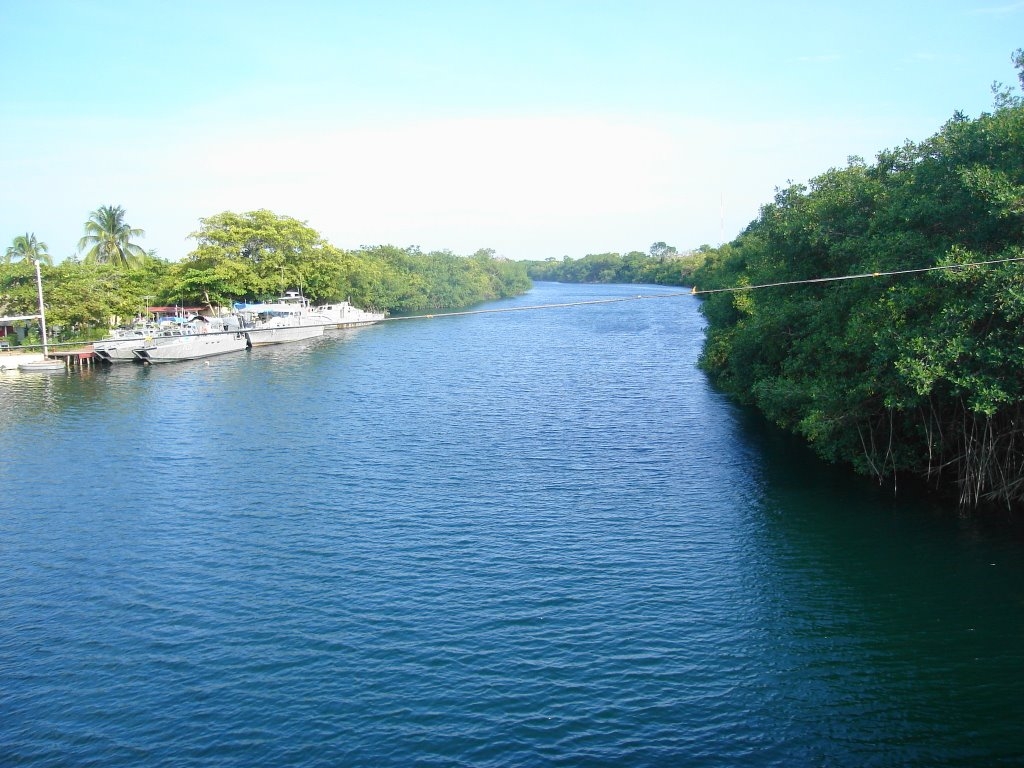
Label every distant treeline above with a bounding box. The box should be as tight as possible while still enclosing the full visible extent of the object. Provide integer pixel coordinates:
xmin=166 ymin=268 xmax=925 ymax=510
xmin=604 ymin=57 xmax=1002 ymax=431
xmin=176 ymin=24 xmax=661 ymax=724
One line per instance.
xmin=691 ymin=67 xmax=1024 ymax=510
xmin=0 ymin=210 xmax=530 ymax=341
xmin=522 ymin=242 xmax=703 ymax=285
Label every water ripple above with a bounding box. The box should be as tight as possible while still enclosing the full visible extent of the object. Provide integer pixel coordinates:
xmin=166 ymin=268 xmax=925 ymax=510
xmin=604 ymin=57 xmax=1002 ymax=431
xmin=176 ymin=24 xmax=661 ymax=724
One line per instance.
xmin=2 ymin=284 xmax=1024 ymax=766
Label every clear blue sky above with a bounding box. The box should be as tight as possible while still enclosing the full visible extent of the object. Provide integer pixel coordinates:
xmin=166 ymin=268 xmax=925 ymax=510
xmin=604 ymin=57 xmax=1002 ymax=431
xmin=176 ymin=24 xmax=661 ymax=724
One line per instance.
xmin=2 ymin=0 xmax=1021 ymax=262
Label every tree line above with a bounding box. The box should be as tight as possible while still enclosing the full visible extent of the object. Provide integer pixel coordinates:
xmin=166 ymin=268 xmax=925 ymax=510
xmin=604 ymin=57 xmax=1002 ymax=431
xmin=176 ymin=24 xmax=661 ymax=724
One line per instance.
xmin=690 ymin=52 xmax=1024 ymax=510
xmin=521 ymin=241 xmax=703 ymax=285
xmin=1 ymin=209 xmax=531 ymax=342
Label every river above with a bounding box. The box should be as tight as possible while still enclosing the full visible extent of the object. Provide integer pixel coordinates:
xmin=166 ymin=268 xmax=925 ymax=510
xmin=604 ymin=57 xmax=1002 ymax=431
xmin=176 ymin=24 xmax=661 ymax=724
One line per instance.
xmin=2 ymin=281 xmax=1022 ymax=766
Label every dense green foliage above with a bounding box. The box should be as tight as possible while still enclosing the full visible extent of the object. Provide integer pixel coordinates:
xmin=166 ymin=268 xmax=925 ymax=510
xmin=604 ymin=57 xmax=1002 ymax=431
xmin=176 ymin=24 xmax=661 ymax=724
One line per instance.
xmin=171 ymin=210 xmax=530 ymax=312
xmin=691 ymin=95 xmax=1024 ymax=509
xmin=0 ymin=209 xmax=530 ymax=341
xmin=1 ymin=257 xmax=178 ymax=341
xmin=523 ymin=242 xmax=703 ymax=285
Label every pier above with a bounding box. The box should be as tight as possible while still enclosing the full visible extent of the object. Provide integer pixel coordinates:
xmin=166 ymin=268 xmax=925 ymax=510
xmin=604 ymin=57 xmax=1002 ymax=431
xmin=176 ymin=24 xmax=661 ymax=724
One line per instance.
xmin=49 ymin=347 xmax=97 ymax=368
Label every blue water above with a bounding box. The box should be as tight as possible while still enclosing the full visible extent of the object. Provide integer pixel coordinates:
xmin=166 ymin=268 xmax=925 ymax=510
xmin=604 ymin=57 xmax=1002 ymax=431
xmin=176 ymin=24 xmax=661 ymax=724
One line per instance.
xmin=2 ymin=282 xmax=1023 ymax=766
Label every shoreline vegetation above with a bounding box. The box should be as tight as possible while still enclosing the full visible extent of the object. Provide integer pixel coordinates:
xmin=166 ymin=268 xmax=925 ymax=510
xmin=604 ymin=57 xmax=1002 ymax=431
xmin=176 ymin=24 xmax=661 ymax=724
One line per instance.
xmin=690 ymin=61 xmax=1024 ymax=514
xmin=523 ymin=55 xmax=1024 ymax=514
xmin=1 ymin=209 xmax=532 ymax=347
xmin=521 ymin=241 xmax=703 ymax=287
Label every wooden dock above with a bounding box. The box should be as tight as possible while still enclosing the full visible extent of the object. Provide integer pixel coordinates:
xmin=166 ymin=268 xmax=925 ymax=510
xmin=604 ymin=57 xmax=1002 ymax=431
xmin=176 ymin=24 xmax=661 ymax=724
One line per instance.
xmin=50 ymin=346 xmax=97 ymax=367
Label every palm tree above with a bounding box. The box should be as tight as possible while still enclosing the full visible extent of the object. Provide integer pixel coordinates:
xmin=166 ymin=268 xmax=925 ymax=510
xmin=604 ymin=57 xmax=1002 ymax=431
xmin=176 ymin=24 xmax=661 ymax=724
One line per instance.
xmin=4 ymin=232 xmax=53 ymax=265
xmin=78 ymin=204 xmax=146 ymax=268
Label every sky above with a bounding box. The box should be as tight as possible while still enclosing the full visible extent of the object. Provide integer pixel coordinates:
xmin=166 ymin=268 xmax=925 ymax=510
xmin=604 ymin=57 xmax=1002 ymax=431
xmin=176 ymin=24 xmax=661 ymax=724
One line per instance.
xmin=1 ymin=1 xmax=1022 ymax=263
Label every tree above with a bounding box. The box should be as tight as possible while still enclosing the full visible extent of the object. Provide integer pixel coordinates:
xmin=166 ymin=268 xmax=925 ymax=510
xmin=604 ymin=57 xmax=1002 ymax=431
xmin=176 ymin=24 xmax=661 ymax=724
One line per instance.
xmin=991 ymin=48 xmax=1024 ymax=110
xmin=5 ymin=232 xmax=53 ymax=265
xmin=78 ymin=205 xmax=147 ymax=268
xmin=649 ymin=241 xmax=678 ymax=259
xmin=187 ymin=210 xmax=327 ymax=300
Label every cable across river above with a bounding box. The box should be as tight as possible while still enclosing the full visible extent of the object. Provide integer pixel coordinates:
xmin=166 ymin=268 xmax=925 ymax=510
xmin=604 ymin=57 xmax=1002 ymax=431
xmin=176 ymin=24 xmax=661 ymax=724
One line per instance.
xmin=383 ymin=255 xmax=1024 ymax=322
xmin=11 ymin=256 xmax=1023 ymax=355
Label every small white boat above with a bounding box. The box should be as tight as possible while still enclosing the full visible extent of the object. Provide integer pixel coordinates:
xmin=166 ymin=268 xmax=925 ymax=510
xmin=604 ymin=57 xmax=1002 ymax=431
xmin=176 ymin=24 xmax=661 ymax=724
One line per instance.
xmin=17 ymin=359 xmax=65 ymax=373
xmin=133 ymin=316 xmax=248 ymax=363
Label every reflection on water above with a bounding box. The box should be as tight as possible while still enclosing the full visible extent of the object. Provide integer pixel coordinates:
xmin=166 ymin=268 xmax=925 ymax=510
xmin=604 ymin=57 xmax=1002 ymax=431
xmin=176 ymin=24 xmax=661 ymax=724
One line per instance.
xmin=0 ymin=366 xmax=74 ymax=427
xmin=733 ymin=408 xmax=1024 ymax=762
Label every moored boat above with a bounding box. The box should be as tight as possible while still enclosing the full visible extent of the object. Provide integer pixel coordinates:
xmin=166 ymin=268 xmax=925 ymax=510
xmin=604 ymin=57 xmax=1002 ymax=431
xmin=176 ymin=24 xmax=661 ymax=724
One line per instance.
xmin=133 ymin=316 xmax=248 ymax=363
xmin=234 ymin=294 xmax=325 ymax=346
xmin=313 ymin=299 xmax=386 ymax=329
xmin=17 ymin=359 xmax=66 ymax=373
xmin=243 ymin=318 xmax=324 ymax=346
xmin=93 ymin=322 xmax=177 ymax=362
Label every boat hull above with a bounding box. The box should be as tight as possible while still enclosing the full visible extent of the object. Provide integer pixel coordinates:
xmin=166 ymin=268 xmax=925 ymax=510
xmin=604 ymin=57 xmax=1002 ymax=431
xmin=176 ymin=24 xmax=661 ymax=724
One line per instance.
xmin=17 ymin=359 xmax=66 ymax=373
xmin=134 ymin=332 xmax=248 ymax=363
xmin=244 ymin=324 xmax=324 ymax=346
xmin=313 ymin=302 xmax=385 ymax=329
xmin=94 ymin=324 xmax=187 ymax=363
xmin=94 ymin=338 xmax=152 ymax=362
